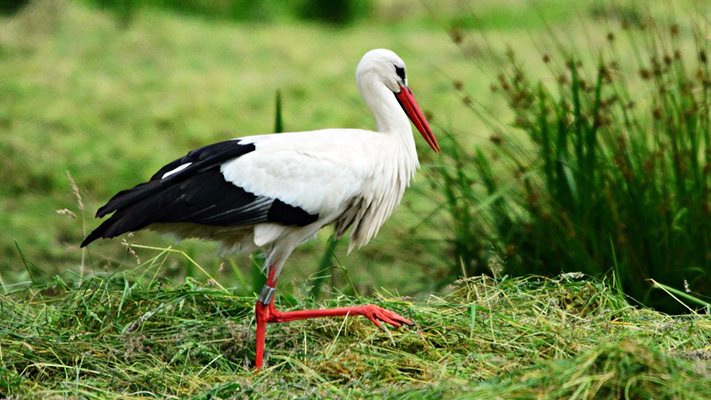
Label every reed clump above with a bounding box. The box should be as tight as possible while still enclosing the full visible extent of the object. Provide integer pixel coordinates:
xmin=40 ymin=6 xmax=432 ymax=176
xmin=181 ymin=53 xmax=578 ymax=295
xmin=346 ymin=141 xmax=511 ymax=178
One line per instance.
xmin=436 ymin=14 xmax=709 ymax=313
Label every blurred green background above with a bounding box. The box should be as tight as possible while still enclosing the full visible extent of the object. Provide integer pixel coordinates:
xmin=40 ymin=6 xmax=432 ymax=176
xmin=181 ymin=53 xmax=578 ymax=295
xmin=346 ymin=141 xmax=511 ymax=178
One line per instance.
xmin=0 ymin=0 xmax=708 ymax=312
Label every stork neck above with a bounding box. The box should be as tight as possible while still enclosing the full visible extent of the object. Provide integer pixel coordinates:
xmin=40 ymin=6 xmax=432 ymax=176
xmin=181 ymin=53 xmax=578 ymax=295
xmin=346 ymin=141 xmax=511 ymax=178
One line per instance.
xmin=360 ymin=82 xmax=413 ymax=139
xmin=358 ymin=81 xmax=420 ymax=184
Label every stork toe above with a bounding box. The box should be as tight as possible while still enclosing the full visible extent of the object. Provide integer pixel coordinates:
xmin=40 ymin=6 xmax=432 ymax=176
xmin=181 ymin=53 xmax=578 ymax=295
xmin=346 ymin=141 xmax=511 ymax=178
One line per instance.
xmin=361 ymin=304 xmax=413 ymax=329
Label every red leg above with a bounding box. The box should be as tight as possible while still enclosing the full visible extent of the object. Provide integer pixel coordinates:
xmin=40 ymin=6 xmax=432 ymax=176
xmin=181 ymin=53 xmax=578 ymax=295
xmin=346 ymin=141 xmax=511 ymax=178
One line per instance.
xmin=254 ymin=301 xmax=268 ymax=369
xmin=253 ymin=266 xmax=413 ymax=369
xmin=254 ymin=267 xmax=277 ymax=369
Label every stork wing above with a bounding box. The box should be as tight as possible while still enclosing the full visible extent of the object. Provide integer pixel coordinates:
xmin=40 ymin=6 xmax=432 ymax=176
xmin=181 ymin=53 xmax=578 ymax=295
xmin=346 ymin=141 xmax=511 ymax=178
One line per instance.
xmin=81 ymin=139 xmax=319 ymax=247
xmin=222 ymin=131 xmax=370 ymax=217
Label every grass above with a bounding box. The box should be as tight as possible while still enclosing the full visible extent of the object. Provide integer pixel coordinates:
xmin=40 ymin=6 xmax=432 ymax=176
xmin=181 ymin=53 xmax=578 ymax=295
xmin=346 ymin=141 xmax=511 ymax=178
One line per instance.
xmin=3 ymin=0 xmax=660 ymax=290
xmin=2 ymin=0 xmax=708 ymax=300
xmin=1 ymin=264 xmax=709 ymax=398
xmin=0 ymin=0 xmax=480 ymax=292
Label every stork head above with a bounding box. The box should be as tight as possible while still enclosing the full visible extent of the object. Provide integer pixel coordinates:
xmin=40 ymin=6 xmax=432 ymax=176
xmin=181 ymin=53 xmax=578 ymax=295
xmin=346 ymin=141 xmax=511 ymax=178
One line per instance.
xmin=356 ymin=49 xmax=440 ymax=153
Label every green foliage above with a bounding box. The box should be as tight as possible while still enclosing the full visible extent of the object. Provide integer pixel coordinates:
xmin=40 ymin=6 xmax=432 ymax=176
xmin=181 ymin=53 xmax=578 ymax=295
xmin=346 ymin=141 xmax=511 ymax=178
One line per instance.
xmin=85 ymin=0 xmax=372 ymax=25
xmin=1 ymin=270 xmax=708 ymax=398
xmin=0 ymin=0 xmax=28 ymax=15
xmin=437 ymin=15 xmax=710 ymax=313
xmin=296 ymin=0 xmax=371 ymax=25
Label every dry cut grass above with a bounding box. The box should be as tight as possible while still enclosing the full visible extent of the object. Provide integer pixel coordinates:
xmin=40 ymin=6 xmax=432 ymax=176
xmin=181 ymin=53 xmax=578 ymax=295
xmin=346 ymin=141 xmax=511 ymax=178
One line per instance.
xmin=1 ymin=264 xmax=709 ymax=399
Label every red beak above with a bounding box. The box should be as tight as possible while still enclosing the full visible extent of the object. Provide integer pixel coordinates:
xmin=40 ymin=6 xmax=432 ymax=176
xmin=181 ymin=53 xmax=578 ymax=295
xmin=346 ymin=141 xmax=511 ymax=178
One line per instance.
xmin=395 ymin=86 xmax=440 ymax=153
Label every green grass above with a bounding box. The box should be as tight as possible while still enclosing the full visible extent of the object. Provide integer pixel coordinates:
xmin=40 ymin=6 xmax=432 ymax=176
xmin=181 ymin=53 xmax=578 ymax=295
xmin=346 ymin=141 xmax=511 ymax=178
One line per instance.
xmin=0 ymin=0 xmax=480 ymax=291
xmin=1 ymin=268 xmax=709 ymax=398
xmin=2 ymin=0 xmax=707 ymax=299
xmin=0 ymin=0 xmax=562 ymax=297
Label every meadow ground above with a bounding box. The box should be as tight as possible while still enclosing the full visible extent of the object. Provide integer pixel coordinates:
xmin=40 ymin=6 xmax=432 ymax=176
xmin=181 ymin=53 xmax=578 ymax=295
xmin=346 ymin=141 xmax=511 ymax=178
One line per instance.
xmin=1 ymin=0 xmax=710 ymax=398
xmin=2 ymin=269 xmax=710 ymax=398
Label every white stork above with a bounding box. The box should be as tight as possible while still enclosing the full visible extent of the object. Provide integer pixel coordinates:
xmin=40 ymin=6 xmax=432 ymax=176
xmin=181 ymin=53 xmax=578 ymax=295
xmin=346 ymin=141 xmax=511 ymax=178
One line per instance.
xmin=81 ymin=48 xmax=440 ymax=369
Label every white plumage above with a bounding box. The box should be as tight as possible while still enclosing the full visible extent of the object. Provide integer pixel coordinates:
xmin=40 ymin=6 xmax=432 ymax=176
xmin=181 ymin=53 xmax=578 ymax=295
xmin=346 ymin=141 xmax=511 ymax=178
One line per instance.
xmin=83 ymin=48 xmax=439 ymax=280
xmin=223 ymin=129 xmax=413 ymax=269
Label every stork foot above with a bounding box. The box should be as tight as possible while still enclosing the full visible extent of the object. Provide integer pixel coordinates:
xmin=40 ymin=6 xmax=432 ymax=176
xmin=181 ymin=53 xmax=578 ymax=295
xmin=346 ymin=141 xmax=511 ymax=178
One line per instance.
xmin=264 ymin=302 xmax=414 ymax=328
xmin=350 ymin=304 xmax=414 ymax=328
xmin=253 ymin=298 xmax=413 ymax=369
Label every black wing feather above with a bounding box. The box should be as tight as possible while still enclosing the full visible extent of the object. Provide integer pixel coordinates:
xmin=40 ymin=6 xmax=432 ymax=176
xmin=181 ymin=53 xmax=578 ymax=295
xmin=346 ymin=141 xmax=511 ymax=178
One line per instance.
xmin=81 ymin=139 xmax=319 ymax=247
xmin=97 ymin=140 xmax=255 ymax=218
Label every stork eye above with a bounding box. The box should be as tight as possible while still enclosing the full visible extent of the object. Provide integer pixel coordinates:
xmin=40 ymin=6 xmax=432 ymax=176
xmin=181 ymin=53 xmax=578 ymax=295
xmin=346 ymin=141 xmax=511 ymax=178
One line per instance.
xmin=394 ymin=65 xmax=406 ymax=81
